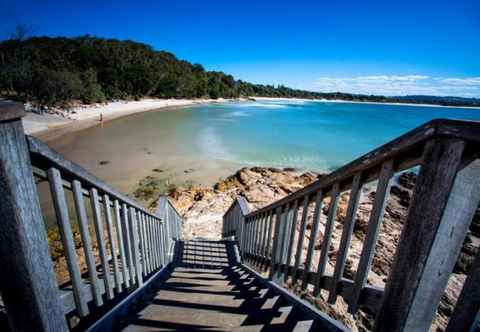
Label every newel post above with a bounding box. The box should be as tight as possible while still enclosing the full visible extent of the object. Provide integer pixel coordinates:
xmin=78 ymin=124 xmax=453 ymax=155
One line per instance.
xmin=375 ymin=138 xmax=480 ymax=332
xmin=0 ymin=102 xmax=67 ymax=331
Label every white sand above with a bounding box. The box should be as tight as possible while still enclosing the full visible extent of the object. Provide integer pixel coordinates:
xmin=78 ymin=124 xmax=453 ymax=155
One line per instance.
xmin=23 ymin=98 xmax=235 ymax=135
xmin=254 ymin=96 xmax=480 ymax=109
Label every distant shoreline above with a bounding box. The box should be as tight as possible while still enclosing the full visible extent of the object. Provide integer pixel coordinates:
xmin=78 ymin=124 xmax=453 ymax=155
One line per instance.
xmin=22 ymin=95 xmax=480 ymax=142
xmin=23 ymin=98 xmax=242 ymax=141
xmin=253 ymin=96 xmax=480 ymax=110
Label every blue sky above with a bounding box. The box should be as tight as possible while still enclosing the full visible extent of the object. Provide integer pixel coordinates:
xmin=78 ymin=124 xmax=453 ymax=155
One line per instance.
xmin=1 ymin=0 xmax=479 ymax=97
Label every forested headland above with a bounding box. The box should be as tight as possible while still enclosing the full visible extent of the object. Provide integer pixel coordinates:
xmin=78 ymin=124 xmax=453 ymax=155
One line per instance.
xmin=1 ymin=36 xmax=479 ymax=108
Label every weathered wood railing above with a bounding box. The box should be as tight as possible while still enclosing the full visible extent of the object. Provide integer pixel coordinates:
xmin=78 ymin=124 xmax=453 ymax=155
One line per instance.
xmin=0 ymin=102 xmax=182 ymax=331
xmin=223 ymin=118 xmax=480 ymax=332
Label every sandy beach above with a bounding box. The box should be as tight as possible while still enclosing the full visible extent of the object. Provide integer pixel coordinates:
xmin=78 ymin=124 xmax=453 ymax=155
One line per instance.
xmin=253 ymin=96 xmax=480 ymax=110
xmin=23 ymin=98 xmax=239 ymax=140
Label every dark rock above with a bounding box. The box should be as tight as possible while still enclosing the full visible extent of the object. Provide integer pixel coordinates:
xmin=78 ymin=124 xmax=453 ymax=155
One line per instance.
xmin=390 ymin=185 xmax=411 ymax=207
xmin=99 ymin=160 xmax=110 ymax=165
xmin=454 ymin=236 xmax=479 ymax=274
xmin=152 ymin=168 xmax=164 ymax=173
xmin=398 ymin=171 xmax=417 ymax=189
xmin=471 ymin=207 xmax=480 ymax=237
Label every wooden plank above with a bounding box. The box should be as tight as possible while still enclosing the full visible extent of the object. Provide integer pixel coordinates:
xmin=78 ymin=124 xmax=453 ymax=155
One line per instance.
xmin=72 ymin=180 xmax=103 ymax=306
xmin=328 ymin=173 xmax=362 ymax=303
xmin=48 ymin=168 xmax=89 ymax=316
xmin=129 ymin=207 xmax=143 ymax=286
xmin=90 ymin=187 xmax=114 ymax=300
xmin=103 ymin=194 xmax=121 ymax=293
xmin=122 ymin=203 xmax=136 ymax=283
xmin=349 ymin=160 xmax=393 ymax=314
xmin=113 ymin=199 xmax=130 ymax=288
xmin=0 ymin=120 xmax=67 ymax=331
xmin=446 ymin=250 xmax=480 ymax=332
xmin=376 ymin=144 xmax=478 ymax=332
xmin=292 ymin=196 xmax=309 ymax=285
xmin=285 ymin=200 xmax=300 ymax=282
xmin=302 ymin=190 xmax=324 ymax=290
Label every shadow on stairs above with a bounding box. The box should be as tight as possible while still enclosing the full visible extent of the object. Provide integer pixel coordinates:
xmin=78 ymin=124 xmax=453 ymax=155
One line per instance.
xmin=115 ymin=240 xmax=347 ymax=332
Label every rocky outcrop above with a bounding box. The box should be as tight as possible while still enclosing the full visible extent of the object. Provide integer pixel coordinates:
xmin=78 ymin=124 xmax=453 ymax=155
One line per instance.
xmin=137 ymin=167 xmax=478 ymax=332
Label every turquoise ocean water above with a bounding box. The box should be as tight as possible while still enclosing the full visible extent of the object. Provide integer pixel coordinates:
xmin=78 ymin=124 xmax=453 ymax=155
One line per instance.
xmin=178 ymin=99 xmax=480 ymax=170
xmin=51 ymin=99 xmax=480 ymax=191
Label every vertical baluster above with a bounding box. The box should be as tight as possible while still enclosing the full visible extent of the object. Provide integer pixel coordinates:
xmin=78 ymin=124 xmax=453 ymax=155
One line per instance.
xmin=260 ymin=212 xmax=269 ymax=261
xmin=285 ymin=200 xmax=299 ymax=282
xmin=253 ymin=215 xmax=260 ymax=265
xmin=48 ymin=169 xmax=89 ymax=316
xmin=147 ymin=215 xmax=155 ymax=271
xmin=90 ymin=188 xmax=114 ymax=300
xmin=147 ymin=216 xmax=154 ymax=270
xmin=302 ymin=190 xmax=324 ymax=290
xmin=122 ymin=203 xmax=136 ymax=284
xmin=292 ymin=196 xmax=310 ymax=285
xmin=265 ymin=210 xmax=274 ymax=258
xmin=349 ymin=160 xmax=393 ymax=314
xmin=253 ymin=216 xmax=259 ymax=259
xmin=129 ymin=208 xmax=143 ymax=286
xmin=143 ymin=213 xmax=151 ymax=274
xmin=162 ymin=218 xmax=169 ymax=264
xmin=137 ymin=212 xmax=147 ymax=277
xmin=328 ymin=173 xmax=362 ymax=303
xmin=275 ymin=205 xmax=288 ymax=279
xmin=103 ymin=194 xmax=121 ymax=293
xmin=143 ymin=214 xmax=152 ymax=274
xmin=269 ymin=206 xmax=283 ymax=280
xmin=162 ymin=219 xmax=169 ymax=264
xmin=72 ymin=180 xmax=103 ymax=306
xmin=314 ymin=183 xmax=340 ymax=295
xmin=246 ymin=219 xmax=252 ymax=257
xmin=114 ymin=200 xmax=129 ymax=288
xmin=158 ymin=219 xmax=167 ymax=266
xmin=157 ymin=218 xmax=163 ymax=267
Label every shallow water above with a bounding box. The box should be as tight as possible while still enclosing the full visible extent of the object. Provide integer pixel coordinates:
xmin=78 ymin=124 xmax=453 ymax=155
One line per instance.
xmin=49 ymin=99 xmax=480 ymax=193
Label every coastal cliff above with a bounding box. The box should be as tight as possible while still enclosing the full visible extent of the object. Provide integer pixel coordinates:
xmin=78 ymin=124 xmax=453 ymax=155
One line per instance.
xmin=134 ymin=166 xmax=479 ymax=331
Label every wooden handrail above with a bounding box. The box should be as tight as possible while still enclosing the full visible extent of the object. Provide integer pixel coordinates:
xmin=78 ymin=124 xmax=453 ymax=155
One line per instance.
xmin=0 ymin=102 xmax=184 ymax=331
xmin=223 ymin=118 xmax=480 ymax=332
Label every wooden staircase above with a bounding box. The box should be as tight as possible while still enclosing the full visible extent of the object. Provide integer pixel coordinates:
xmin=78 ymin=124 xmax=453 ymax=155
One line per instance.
xmin=0 ymin=102 xmax=479 ymax=332
xmin=116 ymin=241 xmax=345 ymax=331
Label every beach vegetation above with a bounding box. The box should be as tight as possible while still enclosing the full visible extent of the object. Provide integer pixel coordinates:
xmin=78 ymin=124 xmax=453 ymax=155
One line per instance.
xmin=1 ymin=35 xmax=479 ymax=107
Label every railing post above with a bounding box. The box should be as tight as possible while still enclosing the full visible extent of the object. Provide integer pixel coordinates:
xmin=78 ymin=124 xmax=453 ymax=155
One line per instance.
xmin=375 ymin=139 xmax=480 ymax=332
xmin=0 ymin=102 xmax=67 ymax=331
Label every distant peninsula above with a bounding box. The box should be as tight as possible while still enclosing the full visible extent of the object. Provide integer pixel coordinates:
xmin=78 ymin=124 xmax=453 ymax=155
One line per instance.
xmin=1 ymin=36 xmax=479 ymax=108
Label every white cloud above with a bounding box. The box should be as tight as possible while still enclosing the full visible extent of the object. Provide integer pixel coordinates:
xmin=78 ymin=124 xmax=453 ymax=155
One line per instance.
xmin=312 ymin=75 xmax=480 ymax=98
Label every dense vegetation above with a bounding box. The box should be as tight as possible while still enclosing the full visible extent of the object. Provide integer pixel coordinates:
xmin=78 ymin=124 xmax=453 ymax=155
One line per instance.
xmin=1 ymin=36 xmax=479 ymax=108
